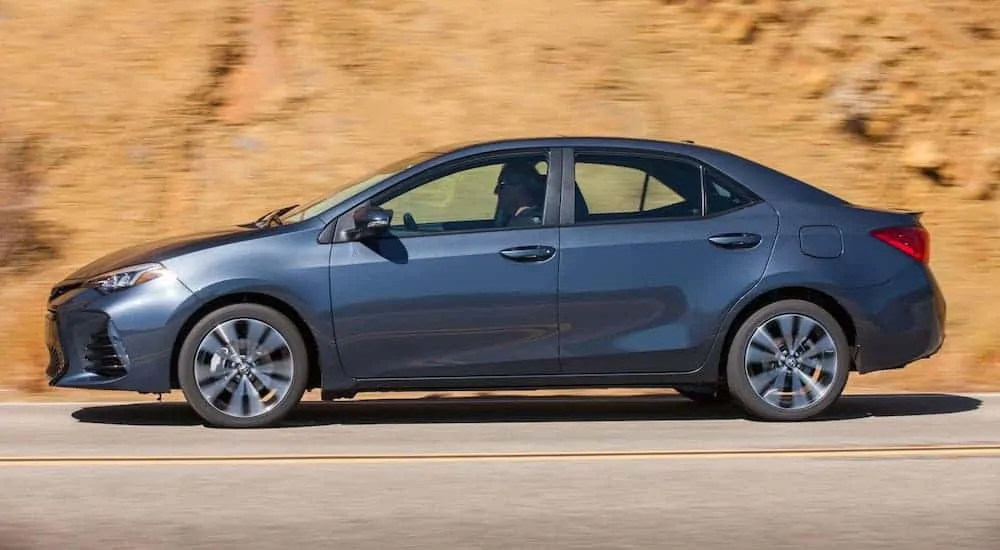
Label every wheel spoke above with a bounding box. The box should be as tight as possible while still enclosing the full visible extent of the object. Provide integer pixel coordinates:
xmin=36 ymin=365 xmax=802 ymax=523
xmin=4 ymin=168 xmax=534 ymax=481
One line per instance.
xmin=801 ymin=333 xmax=835 ymax=360
xmin=793 ymin=367 xmax=824 ymax=400
xmin=213 ymin=323 xmax=238 ymax=350
xmin=778 ymin=368 xmax=796 ymax=408
xmin=797 ymin=357 xmax=819 ymax=376
xmin=233 ymin=319 xmax=251 ymax=354
xmin=775 ymin=316 xmax=795 ymax=350
xmin=789 ymin=370 xmax=809 ymax=408
xmin=255 ymin=330 xmax=286 ymax=359
xmin=199 ymin=370 xmax=238 ymax=402
xmin=749 ymin=367 xmax=782 ymax=396
xmin=746 ymin=341 xmax=776 ymax=366
xmin=256 ymin=358 xmax=292 ymax=374
xmin=224 ymin=377 xmax=247 ymax=415
xmin=245 ymin=321 xmax=275 ymax=357
xmin=749 ymin=326 xmax=779 ymax=354
xmin=253 ymin=368 xmax=290 ymax=393
xmin=196 ymin=338 xmax=228 ymax=364
xmin=243 ymin=379 xmax=266 ymax=417
xmin=791 ymin=316 xmax=816 ymax=353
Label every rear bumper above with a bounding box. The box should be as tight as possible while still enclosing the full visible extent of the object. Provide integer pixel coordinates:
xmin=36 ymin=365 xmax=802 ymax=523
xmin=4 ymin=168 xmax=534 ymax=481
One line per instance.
xmin=45 ymin=275 xmax=201 ymax=393
xmin=843 ymin=262 xmax=946 ymax=373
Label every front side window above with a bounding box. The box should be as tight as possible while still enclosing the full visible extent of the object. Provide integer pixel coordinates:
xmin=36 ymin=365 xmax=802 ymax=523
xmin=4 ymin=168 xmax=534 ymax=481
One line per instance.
xmin=375 ymin=153 xmax=550 ymax=235
xmin=572 ymin=153 xmax=703 ymax=223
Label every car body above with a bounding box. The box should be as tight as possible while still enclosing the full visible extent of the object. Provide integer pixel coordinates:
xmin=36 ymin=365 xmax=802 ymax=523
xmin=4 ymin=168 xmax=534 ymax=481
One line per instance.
xmin=44 ymin=136 xmax=946 ymax=427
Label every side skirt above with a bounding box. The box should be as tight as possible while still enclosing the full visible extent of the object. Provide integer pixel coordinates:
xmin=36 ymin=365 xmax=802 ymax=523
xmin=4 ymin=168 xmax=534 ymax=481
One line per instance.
xmin=321 ymin=370 xmax=718 ymax=401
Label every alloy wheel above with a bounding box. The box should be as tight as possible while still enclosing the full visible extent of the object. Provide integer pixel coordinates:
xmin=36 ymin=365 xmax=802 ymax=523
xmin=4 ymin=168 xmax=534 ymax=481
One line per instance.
xmin=743 ymin=313 xmax=839 ymax=411
xmin=193 ymin=318 xmax=296 ymax=418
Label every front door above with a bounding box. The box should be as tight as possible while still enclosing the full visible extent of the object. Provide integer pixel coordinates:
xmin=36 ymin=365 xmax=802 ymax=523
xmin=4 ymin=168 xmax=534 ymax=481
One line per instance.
xmin=330 ymin=148 xmax=562 ymax=380
xmin=557 ymin=149 xmax=779 ymax=374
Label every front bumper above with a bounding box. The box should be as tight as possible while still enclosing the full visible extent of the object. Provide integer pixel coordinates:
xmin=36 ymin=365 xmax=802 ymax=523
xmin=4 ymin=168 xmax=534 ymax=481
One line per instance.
xmin=45 ymin=274 xmax=200 ymax=392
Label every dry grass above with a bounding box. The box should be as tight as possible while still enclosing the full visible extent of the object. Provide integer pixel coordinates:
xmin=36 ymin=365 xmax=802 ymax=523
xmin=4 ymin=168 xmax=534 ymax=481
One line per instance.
xmin=1 ymin=0 xmax=999 ymax=397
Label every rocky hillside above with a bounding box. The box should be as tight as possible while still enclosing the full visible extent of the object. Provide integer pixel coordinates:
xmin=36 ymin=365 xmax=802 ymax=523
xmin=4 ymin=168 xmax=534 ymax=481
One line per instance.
xmin=2 ymin=0 xmax=998 ymax=393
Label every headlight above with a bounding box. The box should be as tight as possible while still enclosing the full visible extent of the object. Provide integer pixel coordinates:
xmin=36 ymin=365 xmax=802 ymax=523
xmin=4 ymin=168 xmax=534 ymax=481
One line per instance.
xmin=84 ymin=263 xmax=174 ymax=293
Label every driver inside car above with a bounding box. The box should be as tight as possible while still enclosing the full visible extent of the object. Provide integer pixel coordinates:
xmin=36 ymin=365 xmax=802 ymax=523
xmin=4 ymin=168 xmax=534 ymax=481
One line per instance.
xmin=493 ymin=160 xmax=546 ymax=227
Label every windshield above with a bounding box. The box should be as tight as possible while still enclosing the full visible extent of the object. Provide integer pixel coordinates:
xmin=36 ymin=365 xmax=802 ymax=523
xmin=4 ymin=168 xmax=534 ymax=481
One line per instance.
xmin=276 ymin=150 xmax=439 ymax=224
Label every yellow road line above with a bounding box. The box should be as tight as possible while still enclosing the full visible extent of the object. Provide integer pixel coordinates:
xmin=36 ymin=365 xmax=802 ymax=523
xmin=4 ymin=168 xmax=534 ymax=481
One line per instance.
xmin=1 ymin=444 xmax=999 ymax=467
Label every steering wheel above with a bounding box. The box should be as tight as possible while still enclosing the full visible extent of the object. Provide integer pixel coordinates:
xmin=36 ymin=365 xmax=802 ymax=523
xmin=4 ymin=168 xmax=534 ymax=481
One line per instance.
xmin=403 ymin=212 xmax=418 ymax=231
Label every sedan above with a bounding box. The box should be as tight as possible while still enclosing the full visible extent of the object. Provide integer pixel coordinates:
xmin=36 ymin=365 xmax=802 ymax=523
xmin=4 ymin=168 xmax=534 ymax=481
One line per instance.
xmin=44 ymin=137 xmax=946 ymax=428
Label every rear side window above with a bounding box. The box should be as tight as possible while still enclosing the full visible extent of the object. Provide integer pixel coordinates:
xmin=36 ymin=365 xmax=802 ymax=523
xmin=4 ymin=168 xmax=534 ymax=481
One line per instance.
xmin=573 ymin=153 xmax=703 ymax=222
xmin=705 ymin=168 xmax=754 ymax=215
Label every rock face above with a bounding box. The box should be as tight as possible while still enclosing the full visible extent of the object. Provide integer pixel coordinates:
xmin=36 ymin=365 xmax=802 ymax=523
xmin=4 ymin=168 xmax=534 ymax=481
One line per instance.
xmin=218 ymin=2 xmax=286 ymax=125
xmin=902 ymin=139 xmax=946 ymax=171
xmin=801 ymin=66 xmax=832 ymax=98
xmin=724 ymin=13 xmax=758 ymax=44
xmin=961 ymin=147 xmax=1000 ymax=199
xmin=0 ymin=132 xmax=43 ymax=268
xmin=805 ymin=21 xmax=847 ymax=57
xmin=984 ymin=147 xmax=1000 ymax=177
xmin=687 ymin=0 xmax=998 ymax=203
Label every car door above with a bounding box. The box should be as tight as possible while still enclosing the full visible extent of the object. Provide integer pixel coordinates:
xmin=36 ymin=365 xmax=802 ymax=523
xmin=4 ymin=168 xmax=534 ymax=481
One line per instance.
xmin=329 ymin=148 xmax=563 ymax=379
xmin=556 ymin=147 xmax=779 ymax=374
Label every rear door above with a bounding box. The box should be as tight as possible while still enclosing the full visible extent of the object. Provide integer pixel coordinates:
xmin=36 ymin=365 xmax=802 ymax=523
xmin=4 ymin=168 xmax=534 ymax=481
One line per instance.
xmin=556 ymin=147 xmax=779 ymax=374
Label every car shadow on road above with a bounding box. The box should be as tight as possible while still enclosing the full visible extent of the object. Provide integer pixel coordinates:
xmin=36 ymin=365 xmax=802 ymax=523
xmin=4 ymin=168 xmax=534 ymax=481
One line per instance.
xmin=70 ymin=392 xmax=984 ymax=429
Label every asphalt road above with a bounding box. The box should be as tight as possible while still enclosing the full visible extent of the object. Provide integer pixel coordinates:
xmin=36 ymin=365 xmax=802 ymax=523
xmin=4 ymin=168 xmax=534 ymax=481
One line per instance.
xmin=0 ymin=392 xmax=998 ymax=550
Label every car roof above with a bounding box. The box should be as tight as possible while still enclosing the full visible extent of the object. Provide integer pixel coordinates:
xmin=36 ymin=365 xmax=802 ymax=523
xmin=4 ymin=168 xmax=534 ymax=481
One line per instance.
xmin=422 ymin=136 xmax=847 ymax=207
xmin=428 ymin=135 xmax=702 ymax=155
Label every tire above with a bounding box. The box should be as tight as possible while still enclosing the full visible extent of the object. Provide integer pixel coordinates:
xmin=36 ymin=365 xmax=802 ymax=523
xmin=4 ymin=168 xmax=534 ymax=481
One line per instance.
xmin=725 ymin=299 xmax=850 ymax=421
xmin=675 ymin=385 xmax=732 ymax=404
xmin=178 ymin=303 xmax=309 ymax=428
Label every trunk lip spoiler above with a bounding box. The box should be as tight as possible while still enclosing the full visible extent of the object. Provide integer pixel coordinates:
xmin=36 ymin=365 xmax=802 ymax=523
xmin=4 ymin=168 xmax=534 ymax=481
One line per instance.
xmin=847 ymin=203 xmax=925 ymax=223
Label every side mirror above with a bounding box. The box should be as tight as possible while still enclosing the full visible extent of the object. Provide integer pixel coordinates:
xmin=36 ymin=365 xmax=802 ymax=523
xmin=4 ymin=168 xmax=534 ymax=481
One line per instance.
xmin=348 ymin=205 xmax=392 ymax=240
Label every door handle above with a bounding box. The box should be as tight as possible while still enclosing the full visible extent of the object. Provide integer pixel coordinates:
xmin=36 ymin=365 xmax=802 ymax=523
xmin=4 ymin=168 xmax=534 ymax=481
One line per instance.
xmin=708 ymin=233 xmax=762 ymax=249
xmin=499 ymin=246 xmax=556 ymax=262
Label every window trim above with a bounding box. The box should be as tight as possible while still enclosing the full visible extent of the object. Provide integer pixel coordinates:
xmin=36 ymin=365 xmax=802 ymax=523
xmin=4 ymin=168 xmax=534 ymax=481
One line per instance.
xmin=560 ymin=147 xmax=708 ymax=227
xmin=332 ymin=147 xmax=563 ymax=243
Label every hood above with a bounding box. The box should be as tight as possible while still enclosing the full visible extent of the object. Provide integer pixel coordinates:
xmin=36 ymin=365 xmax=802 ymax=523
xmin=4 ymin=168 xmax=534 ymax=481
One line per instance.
xmin=61 ymin=225 xmax=257 ymax=283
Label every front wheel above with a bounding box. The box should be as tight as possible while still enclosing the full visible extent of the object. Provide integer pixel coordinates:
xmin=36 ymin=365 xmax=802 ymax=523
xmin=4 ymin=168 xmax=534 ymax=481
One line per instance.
xmin=725 ymin=299 xmax=850 ymax=421
xmin=178 ymin=303 xmax=309 ymax=428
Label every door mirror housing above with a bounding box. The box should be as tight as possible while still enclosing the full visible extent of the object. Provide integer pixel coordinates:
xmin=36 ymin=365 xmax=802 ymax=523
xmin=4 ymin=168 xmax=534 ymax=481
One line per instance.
xmin=348 ymin=205 xmax=393 ymax=240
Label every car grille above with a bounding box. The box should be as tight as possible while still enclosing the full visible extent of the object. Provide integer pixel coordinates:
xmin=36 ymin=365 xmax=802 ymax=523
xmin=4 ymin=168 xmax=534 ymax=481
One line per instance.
xmin=46 ymin=342 xmax=67 ymax=380
xmin=83 ymin=324 xmax=127 ymax=377
xmin=45 ymin=313 xmax=67 ymax=381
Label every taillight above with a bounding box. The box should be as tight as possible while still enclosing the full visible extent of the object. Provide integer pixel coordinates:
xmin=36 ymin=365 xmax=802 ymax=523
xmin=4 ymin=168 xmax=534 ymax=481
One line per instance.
xmin=870 ymin=226 xmax=930 ymax=263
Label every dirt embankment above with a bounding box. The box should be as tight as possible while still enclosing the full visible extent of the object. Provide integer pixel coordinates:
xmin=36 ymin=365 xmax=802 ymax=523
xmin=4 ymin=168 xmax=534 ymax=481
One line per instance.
xmin=1 ymin=0 xmax=998 ymax=395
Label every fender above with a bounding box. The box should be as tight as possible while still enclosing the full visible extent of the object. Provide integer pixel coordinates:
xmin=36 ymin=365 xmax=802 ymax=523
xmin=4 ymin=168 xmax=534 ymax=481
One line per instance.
xmin=178 ymin=277 xmax=353 ymax=392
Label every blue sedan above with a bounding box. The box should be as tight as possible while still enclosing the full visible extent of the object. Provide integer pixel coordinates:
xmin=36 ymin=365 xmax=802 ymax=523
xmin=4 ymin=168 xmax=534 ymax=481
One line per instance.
xmin=45 ymin=137 xmax=946 ymax=427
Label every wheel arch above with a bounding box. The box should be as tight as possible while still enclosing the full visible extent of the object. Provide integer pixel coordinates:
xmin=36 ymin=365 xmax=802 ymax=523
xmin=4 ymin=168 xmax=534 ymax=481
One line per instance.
xmin=716 ymin=286 xmax=858 ymax=380
xmin=170 ymin=292 xmax=322 ymax=391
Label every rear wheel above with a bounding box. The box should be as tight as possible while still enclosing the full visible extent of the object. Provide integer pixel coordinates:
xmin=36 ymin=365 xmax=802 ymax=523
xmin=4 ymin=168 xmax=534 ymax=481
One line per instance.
xmin=178 ymin=303 xmax=308 ymax=428
xmin=725 ymin=299 xmax=850 ymax=421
